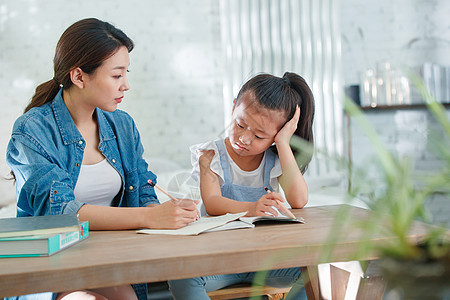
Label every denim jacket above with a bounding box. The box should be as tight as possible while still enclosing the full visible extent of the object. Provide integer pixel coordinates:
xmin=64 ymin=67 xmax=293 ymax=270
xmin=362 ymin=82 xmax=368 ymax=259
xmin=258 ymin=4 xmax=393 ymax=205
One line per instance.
xmin=7 ymin=89 xmax=159 ymax=217
xmin=6 ymin=89 xmax=157 ymax=299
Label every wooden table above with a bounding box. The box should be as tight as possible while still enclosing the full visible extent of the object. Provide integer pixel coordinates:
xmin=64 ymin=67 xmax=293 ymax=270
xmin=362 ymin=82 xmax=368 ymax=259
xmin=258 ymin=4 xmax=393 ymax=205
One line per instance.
xmin=0 ymin=205 xmax=428 ymax=298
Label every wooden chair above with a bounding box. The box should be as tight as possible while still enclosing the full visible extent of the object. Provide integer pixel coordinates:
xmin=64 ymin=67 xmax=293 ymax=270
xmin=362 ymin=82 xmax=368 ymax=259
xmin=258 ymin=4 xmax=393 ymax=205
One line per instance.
xmin=207 ymin=283 xmax=291 ymax=300
xmin=207 ymin=267 xmax=319 ymax=300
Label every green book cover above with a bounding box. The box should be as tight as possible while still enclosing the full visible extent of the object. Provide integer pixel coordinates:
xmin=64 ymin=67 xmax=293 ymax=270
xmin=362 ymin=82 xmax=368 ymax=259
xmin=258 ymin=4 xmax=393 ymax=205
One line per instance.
xmin=0 ymin=214 xmax=80 ymax=238
xmin=0 ymin=221 xmax=89 ymax=257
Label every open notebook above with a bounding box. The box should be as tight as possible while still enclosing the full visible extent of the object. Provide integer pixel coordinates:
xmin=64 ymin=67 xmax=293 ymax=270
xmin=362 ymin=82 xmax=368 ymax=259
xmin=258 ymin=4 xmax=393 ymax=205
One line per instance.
xmin=137 ymin=212 xmax=304 ymax=236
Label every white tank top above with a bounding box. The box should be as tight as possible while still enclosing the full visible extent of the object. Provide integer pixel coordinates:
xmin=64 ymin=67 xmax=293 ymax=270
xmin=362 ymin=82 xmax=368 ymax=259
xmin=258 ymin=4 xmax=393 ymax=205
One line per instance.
xmin=74 ymin=159 xmax=122 ymax=206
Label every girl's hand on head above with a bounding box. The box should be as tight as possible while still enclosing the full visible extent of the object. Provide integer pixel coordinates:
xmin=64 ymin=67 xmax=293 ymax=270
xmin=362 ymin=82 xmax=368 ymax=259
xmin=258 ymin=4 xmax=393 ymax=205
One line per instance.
xmin=247 ymin=192 xmax=285 ymax=217
xmin=274 ymin=105 xmax=300 ymax=146
xmin=145 ymin=200 xmax=200 ymax=229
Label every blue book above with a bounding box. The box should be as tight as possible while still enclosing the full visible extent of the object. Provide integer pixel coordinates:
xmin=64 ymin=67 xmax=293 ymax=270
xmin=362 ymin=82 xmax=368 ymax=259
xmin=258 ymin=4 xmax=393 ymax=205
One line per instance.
xmin=0 ymin=221 xmax=89 ymax=257
xmin=0 ymin=214 xmax=81 ymax=238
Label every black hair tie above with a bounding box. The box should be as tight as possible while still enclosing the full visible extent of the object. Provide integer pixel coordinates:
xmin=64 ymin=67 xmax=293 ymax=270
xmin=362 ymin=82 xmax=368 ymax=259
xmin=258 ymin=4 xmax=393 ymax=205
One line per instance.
xmin=52 ymin=77 xmax=59 ymax=85
xmin=283 ymin=76 xmax=291 ymax=86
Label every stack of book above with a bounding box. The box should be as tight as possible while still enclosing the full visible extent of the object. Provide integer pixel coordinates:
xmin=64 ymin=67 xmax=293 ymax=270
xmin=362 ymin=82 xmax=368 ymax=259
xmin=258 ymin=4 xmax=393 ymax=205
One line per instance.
xmin=0 ymin=214 xmax=89 ymax=257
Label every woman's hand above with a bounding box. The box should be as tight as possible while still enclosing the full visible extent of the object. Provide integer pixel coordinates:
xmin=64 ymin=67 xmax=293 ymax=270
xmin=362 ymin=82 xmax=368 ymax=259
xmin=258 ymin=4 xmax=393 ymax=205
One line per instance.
xmin=144 ymin=199 xmax=200 ymax=229
xmin=246 ymin=192 xmax=286 ymax=217
xmin=274 ymin=105 xmax=300 ymax=146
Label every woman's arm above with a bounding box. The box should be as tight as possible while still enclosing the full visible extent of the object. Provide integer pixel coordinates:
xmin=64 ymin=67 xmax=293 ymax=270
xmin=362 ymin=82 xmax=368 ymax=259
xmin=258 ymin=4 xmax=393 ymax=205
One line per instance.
xmin=77 ymin=200 xmax=199 ymax=230
xmin=8 ymin=132 xmax=199 ymax=229
xmin=275 ymin=106 xmax=308 ymax=208
xmin=7 ymin=132 xmax=83 ymax=216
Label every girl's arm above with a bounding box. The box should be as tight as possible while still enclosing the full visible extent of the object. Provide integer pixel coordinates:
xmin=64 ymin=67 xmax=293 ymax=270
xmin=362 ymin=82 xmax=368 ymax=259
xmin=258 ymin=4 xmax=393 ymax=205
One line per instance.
xmin=198 ymin=150 xmax=252 ymax=215
xmin=275 ymin=106 xmax=308 ymax=208
xmin=198 ymin=150 xmax=286 ymax=216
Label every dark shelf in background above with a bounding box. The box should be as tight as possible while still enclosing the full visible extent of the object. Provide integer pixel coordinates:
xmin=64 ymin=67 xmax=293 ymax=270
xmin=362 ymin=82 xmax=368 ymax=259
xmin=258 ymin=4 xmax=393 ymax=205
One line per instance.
xmin=360 ymin=103 xmax=450 ymax=111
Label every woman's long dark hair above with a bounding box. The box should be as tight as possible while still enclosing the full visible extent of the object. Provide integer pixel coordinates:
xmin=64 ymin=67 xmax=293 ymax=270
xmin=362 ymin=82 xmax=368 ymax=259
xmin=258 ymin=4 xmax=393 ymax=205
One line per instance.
xmin=9 ymin=18 xmax=134 ymax=181
xmin=24 ymin=18 xmax=134 ymax=113
xmin=235 ymin=72 xmax=315 ymax=173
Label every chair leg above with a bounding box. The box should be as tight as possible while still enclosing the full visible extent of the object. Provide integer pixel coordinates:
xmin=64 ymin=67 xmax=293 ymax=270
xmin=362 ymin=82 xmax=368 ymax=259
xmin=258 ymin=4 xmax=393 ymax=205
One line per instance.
xmin=330 ymin=264 xmax=351 ymax=300
xmin=301 ymin=266 xmax=322 ymax=300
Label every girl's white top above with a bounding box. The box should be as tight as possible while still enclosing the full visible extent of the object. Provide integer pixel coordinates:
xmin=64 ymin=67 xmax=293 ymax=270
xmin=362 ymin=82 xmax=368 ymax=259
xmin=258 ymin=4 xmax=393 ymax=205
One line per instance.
xmin=74 ymin=158 xmax=122 ymax=206
xmin=190 ymin=140 xmax=282 ymax=192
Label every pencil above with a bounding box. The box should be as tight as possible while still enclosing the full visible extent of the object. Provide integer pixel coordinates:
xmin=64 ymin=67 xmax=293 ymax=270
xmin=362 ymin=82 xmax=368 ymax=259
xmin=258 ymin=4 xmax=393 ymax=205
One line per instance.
xmin=264 ymin=187 xmax=297 ymax=219
xmin=147 ymin=179 xmax=179 ymax=202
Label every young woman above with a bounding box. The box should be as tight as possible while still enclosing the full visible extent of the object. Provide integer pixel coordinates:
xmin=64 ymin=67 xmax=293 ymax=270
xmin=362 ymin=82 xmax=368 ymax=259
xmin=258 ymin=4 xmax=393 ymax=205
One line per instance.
xmin=6 ymin=18 xmax=199 ymax=300
xmin=168 ymin=72 xmax=315 ymax=299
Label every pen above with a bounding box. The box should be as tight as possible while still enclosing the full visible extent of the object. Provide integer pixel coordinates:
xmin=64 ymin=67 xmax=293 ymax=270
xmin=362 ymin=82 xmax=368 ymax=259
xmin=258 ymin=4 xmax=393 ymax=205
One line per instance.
xmin=147 ymin=179 xmax=179 ymax=203
xmin=264 ymin=186 xmax=297 ymax=219
xmin=148 ymin=179 xmax=200 ymax=222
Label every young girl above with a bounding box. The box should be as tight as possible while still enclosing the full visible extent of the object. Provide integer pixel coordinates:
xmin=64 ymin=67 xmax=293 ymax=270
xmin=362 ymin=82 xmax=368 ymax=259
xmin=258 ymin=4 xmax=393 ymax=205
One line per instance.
xmin=168 ymin=72 xmax=315 ymax=299
xmin=6 ymin=18 xmax=199 ymax=300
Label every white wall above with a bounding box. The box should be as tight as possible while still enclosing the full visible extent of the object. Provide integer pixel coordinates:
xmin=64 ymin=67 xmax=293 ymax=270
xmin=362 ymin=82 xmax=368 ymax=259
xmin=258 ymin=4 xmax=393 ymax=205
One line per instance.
xmin=0 ymin=0 xmax=224 ymax=206
xmin=340 ymin=0 xmax=450 ymax=85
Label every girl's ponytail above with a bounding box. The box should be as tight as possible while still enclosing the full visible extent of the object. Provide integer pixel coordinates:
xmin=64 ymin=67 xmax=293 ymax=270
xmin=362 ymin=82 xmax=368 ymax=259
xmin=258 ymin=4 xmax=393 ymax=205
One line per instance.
xmin=283 ymin=72 xmax=315 ymax=173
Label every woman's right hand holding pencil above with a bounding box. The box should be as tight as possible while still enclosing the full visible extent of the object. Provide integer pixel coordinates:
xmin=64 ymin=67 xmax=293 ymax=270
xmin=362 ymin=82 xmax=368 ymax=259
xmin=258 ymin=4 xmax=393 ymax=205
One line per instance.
xmin=143 ymin=199 xmax=200 ymax=229
xmin=146 ymin=179 xmax=200 ymax=228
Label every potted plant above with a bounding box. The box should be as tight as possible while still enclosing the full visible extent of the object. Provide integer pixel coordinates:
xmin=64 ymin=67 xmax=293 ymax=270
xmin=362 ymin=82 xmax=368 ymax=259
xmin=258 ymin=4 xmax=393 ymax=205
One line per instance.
xmin=337 ymin=74 xmax=450 ymax=299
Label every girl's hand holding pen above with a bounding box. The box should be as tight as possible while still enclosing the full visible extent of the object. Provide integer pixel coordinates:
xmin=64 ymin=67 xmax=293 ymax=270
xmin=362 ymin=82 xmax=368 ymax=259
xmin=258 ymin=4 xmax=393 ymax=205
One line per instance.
xmin=263 ymin=187 xmax=297 ymax=219
xmin=246 ymin=189 xmax=286 ymax=217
